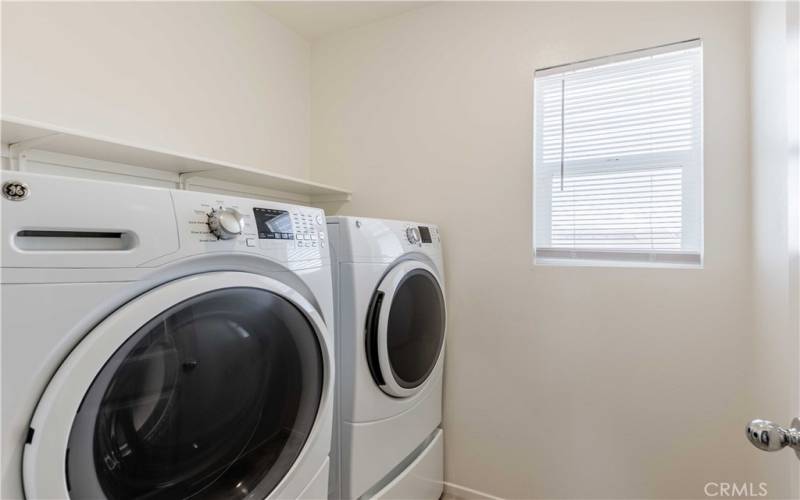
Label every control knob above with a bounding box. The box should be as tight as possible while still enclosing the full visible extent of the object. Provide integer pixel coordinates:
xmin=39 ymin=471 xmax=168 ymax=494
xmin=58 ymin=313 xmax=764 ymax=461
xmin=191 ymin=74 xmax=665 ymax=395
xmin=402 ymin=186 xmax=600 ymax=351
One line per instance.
xmin=208 ymin=207 xmax=244 ymax=240
xmin=406 ymin=226 xmax=421 ymax=245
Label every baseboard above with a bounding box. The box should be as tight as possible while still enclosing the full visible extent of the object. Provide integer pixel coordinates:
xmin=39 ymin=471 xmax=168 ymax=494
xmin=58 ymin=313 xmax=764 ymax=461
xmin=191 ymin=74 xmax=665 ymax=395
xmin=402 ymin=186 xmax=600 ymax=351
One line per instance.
xmin=442 ymin=481 xmax=505 ymax=500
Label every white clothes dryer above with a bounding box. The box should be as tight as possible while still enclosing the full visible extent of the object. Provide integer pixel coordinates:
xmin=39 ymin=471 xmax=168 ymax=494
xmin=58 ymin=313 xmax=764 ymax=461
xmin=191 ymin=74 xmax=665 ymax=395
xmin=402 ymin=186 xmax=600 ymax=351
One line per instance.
xmin=1 ymin=172 xmax=334 ymax=500
xmin=327 ymin=217 xmax=445 ymax=500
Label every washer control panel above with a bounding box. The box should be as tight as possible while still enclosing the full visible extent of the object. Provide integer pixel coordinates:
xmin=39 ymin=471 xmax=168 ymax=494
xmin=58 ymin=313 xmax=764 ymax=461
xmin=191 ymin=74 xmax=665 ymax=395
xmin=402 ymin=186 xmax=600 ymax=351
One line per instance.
xmin=173 ymin=190 xmax=328 ymax=263
xmin=253 ymin=208 xmax=293 ymax=240
xmin=291 ymin=211 xmax=326 ymax=249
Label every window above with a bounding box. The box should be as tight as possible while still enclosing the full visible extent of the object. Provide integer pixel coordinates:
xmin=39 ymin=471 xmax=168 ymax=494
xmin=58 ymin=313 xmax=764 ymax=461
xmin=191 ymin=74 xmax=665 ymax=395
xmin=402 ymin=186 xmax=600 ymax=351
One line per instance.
xmin=533 ymin=39 xmax=703 ymax=267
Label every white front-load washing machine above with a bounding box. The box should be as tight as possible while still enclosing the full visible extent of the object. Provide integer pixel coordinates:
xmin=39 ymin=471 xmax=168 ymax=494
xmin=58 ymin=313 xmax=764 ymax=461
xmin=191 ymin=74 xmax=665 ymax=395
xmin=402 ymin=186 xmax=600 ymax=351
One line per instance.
xmin=1 ymin=172 xmax=334 ymax=499
xmin=327 ymin=217 xmax=445 ymax=500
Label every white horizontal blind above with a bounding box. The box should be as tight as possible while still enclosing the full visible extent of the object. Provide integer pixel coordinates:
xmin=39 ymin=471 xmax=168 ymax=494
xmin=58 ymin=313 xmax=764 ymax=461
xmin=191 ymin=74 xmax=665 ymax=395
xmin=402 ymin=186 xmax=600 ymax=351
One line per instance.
xmin=551 ymin=167 xmax=683 ymax=249
xmin=534 ymin=40 xmax=703 ymax=266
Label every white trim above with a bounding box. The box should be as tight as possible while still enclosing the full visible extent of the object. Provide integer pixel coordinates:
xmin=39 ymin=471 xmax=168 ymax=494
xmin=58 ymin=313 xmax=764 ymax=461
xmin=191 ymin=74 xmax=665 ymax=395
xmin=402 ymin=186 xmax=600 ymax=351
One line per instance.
xmin=443 ymin=481 xmax=505 ymax=500
xmin=375 ymin=260 xmax=446 ymax=398
xmin=535 ymin=38 xmax=701 ymax=77
xmin=535 ymin=247 xmax=702 ymax=269
xmin=23 ymin=272 xmax=332 ymax=499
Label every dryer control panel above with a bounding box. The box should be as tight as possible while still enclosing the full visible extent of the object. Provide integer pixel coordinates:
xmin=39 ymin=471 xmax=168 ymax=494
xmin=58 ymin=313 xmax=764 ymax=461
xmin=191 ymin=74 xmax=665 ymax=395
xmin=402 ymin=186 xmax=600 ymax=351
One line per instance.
xmin=326 ymin=216 xmax=443 ymax=266
xmin=404 ymin=225 xmax=440 ymax=246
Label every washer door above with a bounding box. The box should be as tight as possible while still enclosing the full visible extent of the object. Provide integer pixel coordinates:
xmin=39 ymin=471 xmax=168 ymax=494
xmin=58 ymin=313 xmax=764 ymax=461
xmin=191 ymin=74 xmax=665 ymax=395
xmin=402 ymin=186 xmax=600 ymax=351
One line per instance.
xmin=365 ymin=261 xmax=446 ymax=398
xmin=23 ymin=272 xmax=329 ymax=500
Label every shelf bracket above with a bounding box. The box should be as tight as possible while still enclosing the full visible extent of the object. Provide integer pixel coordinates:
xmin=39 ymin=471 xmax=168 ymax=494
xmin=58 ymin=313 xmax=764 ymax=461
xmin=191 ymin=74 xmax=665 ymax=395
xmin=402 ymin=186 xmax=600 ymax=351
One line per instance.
xmin=178 ymin=170 xmax=218 ymax=190
xmin=8 ymin=133 xmax=62 ymax=171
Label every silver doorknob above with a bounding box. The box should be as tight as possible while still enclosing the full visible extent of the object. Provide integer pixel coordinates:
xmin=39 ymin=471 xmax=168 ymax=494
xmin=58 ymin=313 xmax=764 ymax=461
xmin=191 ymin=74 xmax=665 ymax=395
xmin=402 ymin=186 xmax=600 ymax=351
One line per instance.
xmin=746 ymin=418 xmax=800 ymax=458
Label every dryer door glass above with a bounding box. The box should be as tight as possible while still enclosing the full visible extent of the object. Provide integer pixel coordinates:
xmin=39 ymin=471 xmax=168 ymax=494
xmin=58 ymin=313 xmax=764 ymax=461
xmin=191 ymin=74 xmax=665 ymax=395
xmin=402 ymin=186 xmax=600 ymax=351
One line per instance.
xmin=65 ymin=287 xmax=323 ymax=500
xmin=385 ymin=269 xmax=446 ymax=389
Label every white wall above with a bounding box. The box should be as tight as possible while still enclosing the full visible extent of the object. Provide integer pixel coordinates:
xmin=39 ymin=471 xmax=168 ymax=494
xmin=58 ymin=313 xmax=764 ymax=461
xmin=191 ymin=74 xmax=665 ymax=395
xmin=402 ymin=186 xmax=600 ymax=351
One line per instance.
xmin=751 ymin=1 xmax=800 ymax=498
xmin=1 ymin=1 xmax=311 ymax=179
xmin=312 ymin=2 xmax=759 ymax=498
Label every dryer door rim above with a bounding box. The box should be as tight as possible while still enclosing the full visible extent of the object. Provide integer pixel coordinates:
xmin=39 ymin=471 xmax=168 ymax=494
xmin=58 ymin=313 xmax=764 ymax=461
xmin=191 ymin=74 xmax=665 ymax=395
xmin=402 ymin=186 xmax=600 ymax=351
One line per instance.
xmin=372 ymin=260 xmax=446 ymax=398
xmin=22 ymin=271 xmax=332 ymax=500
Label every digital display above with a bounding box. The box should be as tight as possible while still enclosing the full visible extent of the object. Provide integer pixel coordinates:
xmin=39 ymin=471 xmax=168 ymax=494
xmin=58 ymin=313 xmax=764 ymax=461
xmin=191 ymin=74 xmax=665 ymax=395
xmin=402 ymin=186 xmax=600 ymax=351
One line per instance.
xmin=253 ymin=208 xmax=294 ymax=240
xmin=418 ymin=226 xmax=432 ymax=243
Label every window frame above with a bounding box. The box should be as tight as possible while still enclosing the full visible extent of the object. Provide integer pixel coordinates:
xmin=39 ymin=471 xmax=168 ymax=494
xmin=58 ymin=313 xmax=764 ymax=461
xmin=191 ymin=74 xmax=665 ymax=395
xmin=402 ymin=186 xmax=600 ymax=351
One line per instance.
xmin=532 ymin=39 xmax=704 ymax=269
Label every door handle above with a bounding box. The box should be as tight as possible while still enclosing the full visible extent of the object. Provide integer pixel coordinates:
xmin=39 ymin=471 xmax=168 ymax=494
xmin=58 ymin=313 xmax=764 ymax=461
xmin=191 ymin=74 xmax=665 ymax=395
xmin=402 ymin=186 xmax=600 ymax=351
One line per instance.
xmin=746 ymin=418 xmax=800 ymax=458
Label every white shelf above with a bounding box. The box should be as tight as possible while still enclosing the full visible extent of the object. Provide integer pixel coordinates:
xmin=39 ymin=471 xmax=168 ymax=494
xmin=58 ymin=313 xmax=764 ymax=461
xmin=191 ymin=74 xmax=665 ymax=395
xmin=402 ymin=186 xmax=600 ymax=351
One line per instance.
xmin=1 ymin=116 xmax=351 ymax=203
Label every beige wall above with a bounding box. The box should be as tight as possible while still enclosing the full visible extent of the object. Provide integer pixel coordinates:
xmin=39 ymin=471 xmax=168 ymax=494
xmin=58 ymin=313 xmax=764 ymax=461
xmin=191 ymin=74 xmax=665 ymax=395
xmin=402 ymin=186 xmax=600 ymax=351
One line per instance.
xmin=751 ymin=1 xmax=800 ymax=498
xmin=312 ymin=2 xmax=759 ymax=498
xmin=1 ymin=1 xmax=311 ymax=178
xmin=2 ymin=2 xmax=791 ymax=498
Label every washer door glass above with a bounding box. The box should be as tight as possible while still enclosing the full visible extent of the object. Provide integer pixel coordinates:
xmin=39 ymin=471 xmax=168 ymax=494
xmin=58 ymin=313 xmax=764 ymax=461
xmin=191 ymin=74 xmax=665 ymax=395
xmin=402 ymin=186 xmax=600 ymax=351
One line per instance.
xmin=66 ymin=287 xmax=323 ymax=500
xmin=384 ymin=269 xmax=446 ymax=389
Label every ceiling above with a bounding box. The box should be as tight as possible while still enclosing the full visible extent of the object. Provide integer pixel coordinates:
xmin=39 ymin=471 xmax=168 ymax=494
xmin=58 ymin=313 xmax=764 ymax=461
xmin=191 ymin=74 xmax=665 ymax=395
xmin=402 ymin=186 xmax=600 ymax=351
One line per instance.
xmin=260 ymin=2 xmax=431 ymax=41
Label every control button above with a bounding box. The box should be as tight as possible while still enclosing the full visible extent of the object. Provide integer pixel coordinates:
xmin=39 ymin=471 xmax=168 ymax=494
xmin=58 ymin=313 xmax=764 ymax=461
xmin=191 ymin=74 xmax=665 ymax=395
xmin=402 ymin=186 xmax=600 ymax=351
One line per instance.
xmin=405 ymin=226 xmax=421 ymax=245
xmin=310 ymin=234 xmax=318 ymax=241
xmin=319 ymin=233 xmax=325 ymax=240
xmin=246 ymin=238 xmax=256 ymax=247
xmin=208 ymin=207 xmax=244 ymax=240
xmin=266 ymin=233 xmax=276 ymax=239
xmin=321 ymin=241 xmax=326 ymax=248
xmin=312 ymin=242 xmax=317 ymax=247
xmin=315 ymin=215 xmax=324 ymax=225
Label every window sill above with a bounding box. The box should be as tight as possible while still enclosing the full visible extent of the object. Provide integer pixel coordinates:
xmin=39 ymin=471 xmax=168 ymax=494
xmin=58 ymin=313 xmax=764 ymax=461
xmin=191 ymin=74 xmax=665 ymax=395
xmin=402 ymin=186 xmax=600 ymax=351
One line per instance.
xmin=534 ymin=248 xmax=703 ymax=269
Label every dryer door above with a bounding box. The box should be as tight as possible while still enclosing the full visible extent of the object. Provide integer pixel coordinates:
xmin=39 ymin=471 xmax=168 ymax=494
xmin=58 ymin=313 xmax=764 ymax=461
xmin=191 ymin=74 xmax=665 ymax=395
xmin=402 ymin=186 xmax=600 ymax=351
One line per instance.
xmin=365 ymin=261 xmax=446 ymax=398
xmin=23 ymin=272 xmax=330 ymax=500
